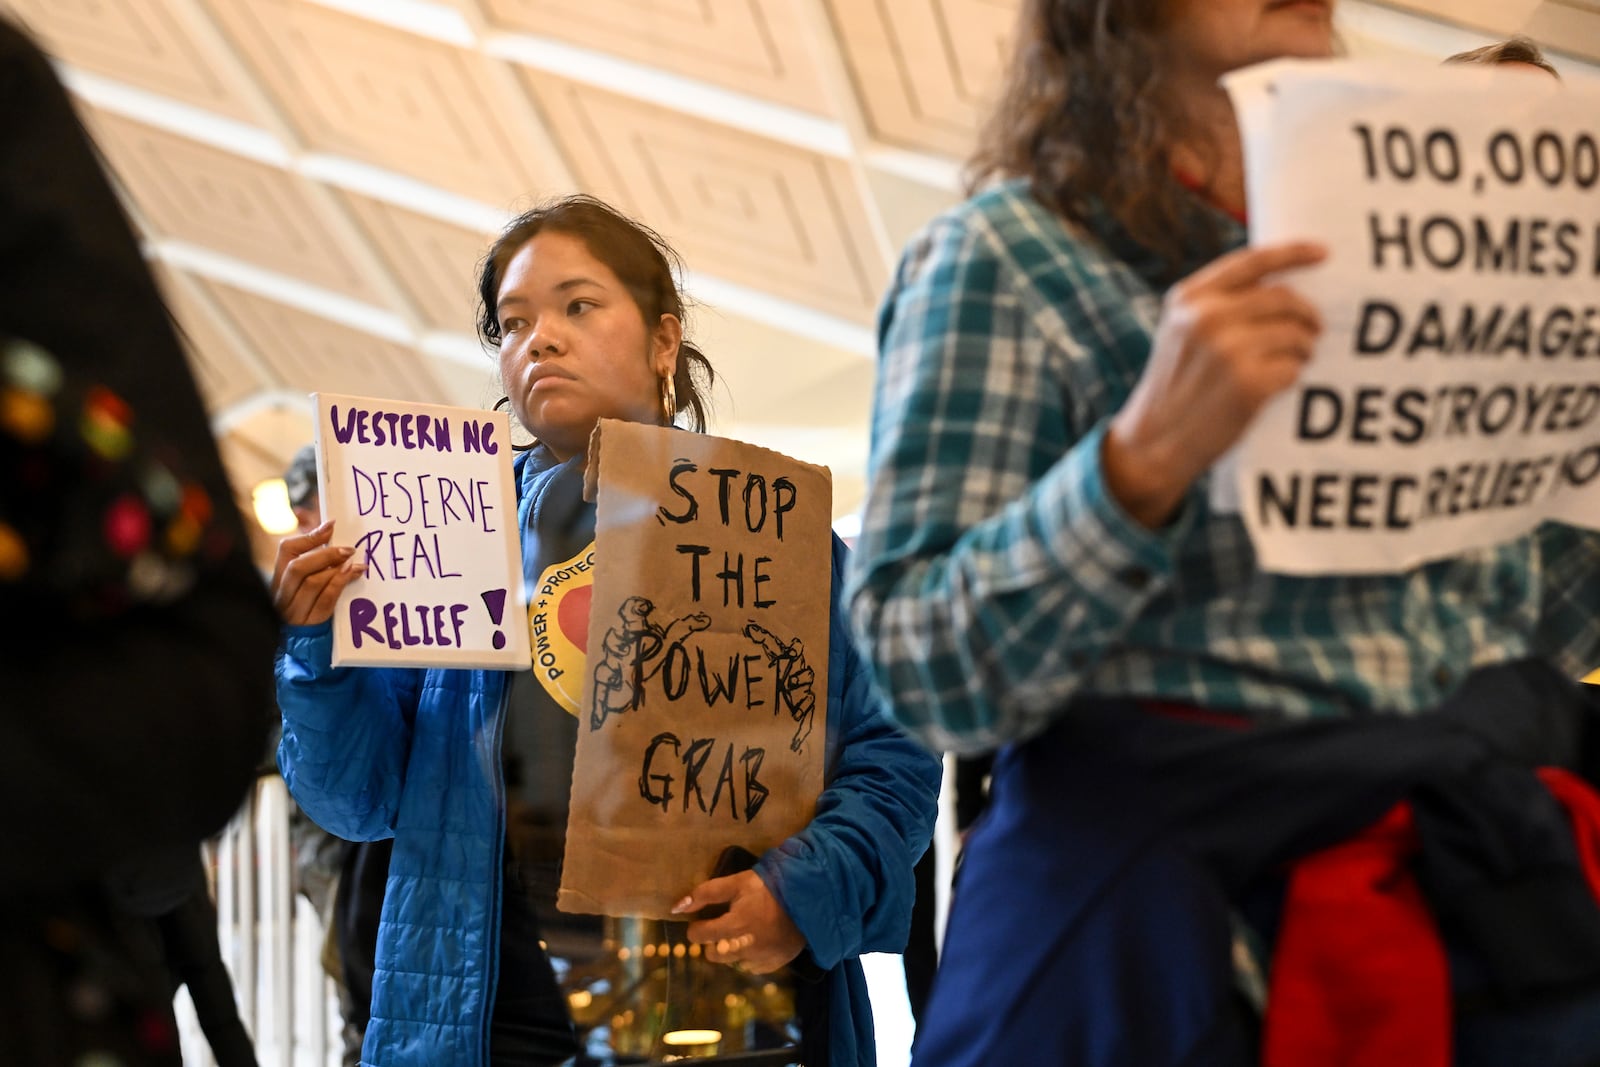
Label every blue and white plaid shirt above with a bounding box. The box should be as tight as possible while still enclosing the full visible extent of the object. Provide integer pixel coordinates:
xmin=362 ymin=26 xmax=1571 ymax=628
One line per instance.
xmin=846 ymin=180 xmax=1600 ymax=754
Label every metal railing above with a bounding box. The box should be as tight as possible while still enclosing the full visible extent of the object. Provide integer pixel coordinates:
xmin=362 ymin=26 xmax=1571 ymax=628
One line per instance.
xmin=175 ymin=774 xmax=342 ymax=1067
xmin=170 ymin=771 xmax=922 ymax=1067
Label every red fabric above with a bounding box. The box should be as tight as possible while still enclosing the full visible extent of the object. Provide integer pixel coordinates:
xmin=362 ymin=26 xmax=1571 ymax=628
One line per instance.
xmin=1172 ymin=167 xmax=1249 ymax=226
xmin=1537 ymin=767 xmax=1600 ymax=900
xmin=1137 ymin=698 xmax=1255 ymax=731
xmin=1262 ymin=770 xmax=1600 ymax=1067
xmin=1261 ymin=803 xmax=1451 ymax=1067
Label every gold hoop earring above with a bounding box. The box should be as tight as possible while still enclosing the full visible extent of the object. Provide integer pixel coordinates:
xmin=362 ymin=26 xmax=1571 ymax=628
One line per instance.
xmin=660 ymin=375 xmax=677 ymax=425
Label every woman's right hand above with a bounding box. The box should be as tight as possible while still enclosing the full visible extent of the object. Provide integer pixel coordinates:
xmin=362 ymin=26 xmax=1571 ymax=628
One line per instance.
xmin=271 ymin=521 xmax=364 ymax=626
xmin=1103 ymin=241 xmax=1328 ymax=529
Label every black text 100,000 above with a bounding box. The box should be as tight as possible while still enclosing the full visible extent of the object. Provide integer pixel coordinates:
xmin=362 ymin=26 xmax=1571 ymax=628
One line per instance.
xmin=1353 ymin=124 xmax=1600 ymax=192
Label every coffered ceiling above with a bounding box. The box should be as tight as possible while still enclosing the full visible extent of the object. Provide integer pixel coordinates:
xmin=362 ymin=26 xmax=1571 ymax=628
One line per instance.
xmin=3 ymin=0 xmax=1596 ymax=565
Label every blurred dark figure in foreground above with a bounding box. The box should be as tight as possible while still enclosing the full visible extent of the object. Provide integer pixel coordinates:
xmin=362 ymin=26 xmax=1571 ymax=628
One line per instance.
xmin=0 ymin=15 xmax=278 ymax=1064
xmin=112 ymin=849 xmax=259 ymax=1067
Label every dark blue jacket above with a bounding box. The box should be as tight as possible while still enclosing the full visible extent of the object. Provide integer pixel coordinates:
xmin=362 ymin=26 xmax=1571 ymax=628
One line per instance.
xmin=914 ymin=661 xmax=1600 ymax=1067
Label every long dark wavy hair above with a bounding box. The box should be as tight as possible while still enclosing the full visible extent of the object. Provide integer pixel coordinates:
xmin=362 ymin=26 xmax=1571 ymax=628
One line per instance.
xmin=967 ymin=0 xmax=1226 ymax=273
xmin=477 ymin=194 xmax=715 ymax=434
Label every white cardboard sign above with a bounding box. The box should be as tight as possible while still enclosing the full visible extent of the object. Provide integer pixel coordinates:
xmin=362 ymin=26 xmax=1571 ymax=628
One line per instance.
xmin=1216 ymin=59 xmax=1600 ymax=575
xmin=313 ymin=392 xmax=529 ymax=669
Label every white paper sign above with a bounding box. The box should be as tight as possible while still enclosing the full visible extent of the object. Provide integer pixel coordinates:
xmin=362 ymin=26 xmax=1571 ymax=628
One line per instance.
xmin=314 ymin=392 xmax=529 ymax=669
xmin=1217 ymin=59 xmax=1600 ymax=575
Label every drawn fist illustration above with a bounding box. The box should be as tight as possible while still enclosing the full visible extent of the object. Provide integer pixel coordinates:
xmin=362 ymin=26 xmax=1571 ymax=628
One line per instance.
xmin=743 ymin=622 xmax=817 ymax=753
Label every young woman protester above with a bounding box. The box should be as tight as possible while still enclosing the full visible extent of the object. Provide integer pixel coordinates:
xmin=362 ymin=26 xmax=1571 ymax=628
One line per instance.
xmin=274 ymin=195 xmax=940 ymax=1066
xmin=847 ymin=3 xmax=1600 ymax=1065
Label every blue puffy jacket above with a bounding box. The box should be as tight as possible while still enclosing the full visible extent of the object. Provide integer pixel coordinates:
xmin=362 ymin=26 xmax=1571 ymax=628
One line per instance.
xmin=277 ymin=453 xmax=941 ymax=1067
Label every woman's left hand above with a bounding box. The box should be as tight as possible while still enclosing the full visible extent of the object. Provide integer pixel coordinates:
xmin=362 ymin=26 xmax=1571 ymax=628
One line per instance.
xmin=673 ymin=870 xmax=806 ymax=974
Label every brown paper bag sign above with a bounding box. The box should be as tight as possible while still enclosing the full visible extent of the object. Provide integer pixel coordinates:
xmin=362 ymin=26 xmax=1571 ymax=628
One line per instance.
xmin=558 ymin=420 xmax=832 ymax=918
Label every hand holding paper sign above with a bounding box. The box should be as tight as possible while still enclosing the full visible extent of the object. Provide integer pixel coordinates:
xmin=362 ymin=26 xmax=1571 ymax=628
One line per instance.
xmin=310 ymin=392 xmax=530 ymax=670
xmin=560 ymin=420 xmax=835 ymax=919
xmin=271 ymin=520 xmax=365 ymax=626
xmin=1103 ymin=241 xmax=1328 ymax=528
xmin=1220 ymin=59 xmax=1600 ymax=574
xmin=672 ymin=868 xmax=806 ymax=975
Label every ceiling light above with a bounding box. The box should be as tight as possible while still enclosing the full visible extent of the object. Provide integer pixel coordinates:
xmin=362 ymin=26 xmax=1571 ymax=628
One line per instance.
xmin=252 ymin=477 xmax=297 ymax=536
